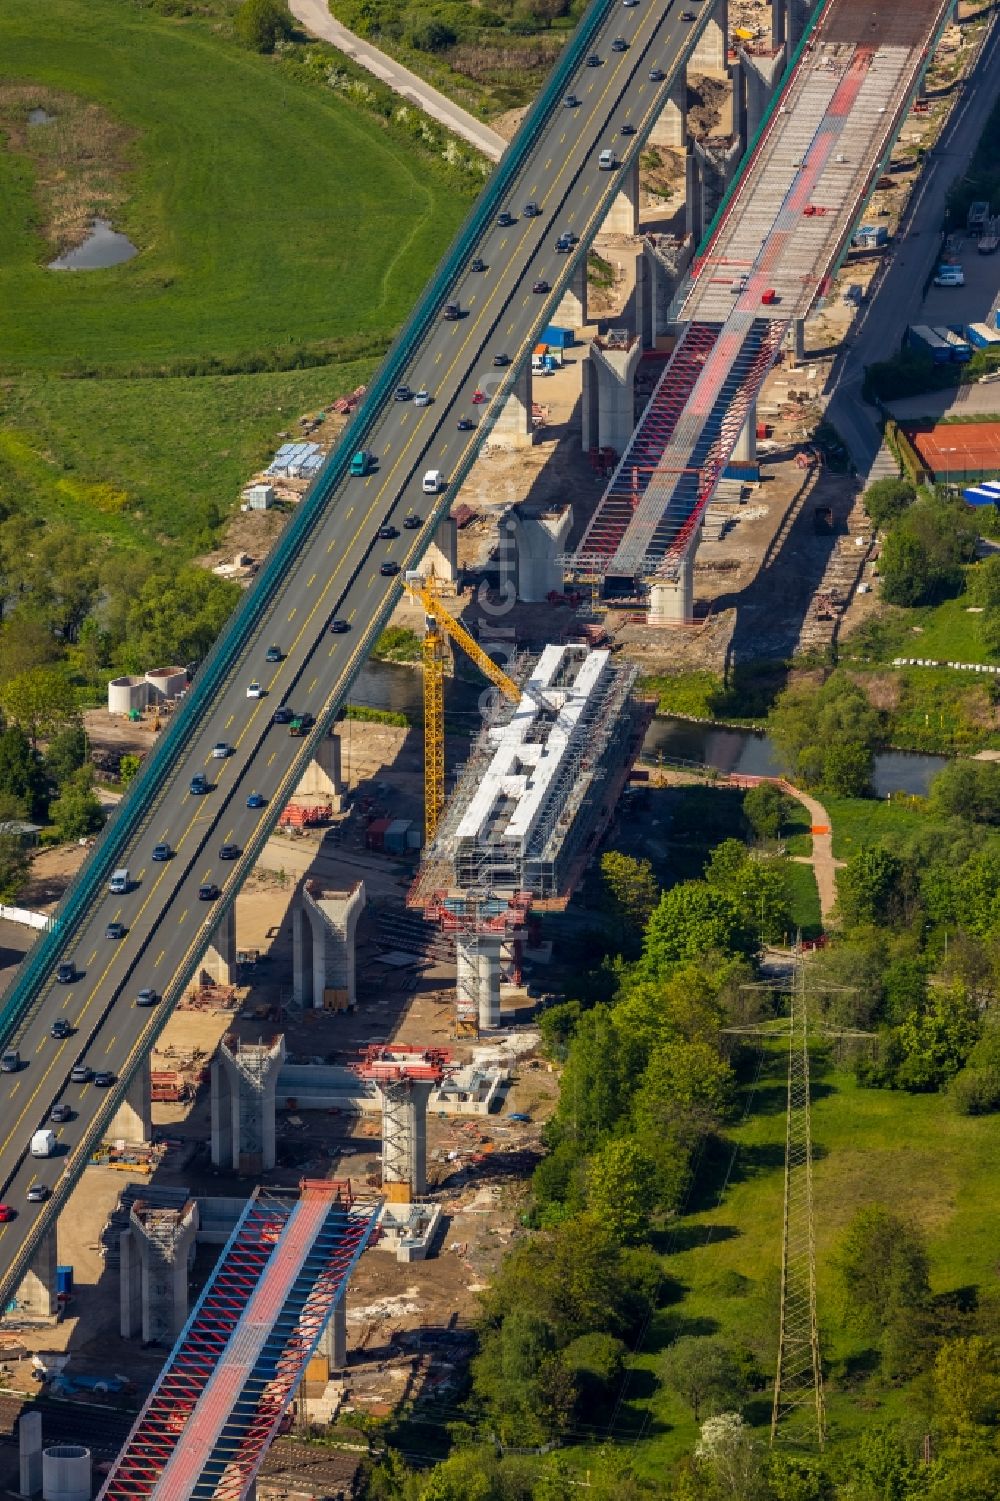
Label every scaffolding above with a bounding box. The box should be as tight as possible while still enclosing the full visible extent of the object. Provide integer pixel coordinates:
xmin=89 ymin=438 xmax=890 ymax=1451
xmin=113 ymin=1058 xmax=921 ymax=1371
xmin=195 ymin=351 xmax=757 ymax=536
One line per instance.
xmin=354 ymin=1047 xmax=450 ymax=1201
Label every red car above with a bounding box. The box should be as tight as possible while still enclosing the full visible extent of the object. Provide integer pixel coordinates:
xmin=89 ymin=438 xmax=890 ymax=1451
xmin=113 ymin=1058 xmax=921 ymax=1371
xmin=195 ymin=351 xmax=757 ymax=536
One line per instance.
xmin=0 ymin=1205 xmax=16 ymax=1223
xmin=472 ymin=389 xmax=486 ymax=405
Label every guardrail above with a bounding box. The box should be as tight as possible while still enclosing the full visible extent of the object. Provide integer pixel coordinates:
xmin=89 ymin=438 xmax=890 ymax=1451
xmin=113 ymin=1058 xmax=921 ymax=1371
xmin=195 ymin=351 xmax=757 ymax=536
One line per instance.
xmin=0 ymin=0 xmax=620 ymax=1047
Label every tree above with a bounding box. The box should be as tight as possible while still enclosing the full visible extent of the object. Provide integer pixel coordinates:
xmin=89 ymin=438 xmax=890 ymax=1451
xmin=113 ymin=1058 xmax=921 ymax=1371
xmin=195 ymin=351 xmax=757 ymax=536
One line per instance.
xmin=769 ymin=676 xmax=879 ymax=797
xmin=49 ymin=768 xmax=104 ymax=843
xmin=929 ymin=760 xmax=1000 ymax=824
xmin=704 ymin=839 xmax=793 ymax=946
xmin=864 ymin=477 xmax=917 ymax=530
xmin=880 ymin=497 xmax=975 ymax=607
xmin=121 ymin=569 xmax=239 ymax=671
xmin=834 ymin=1205 xmax=930 ymax=1364
xmin=969 ymin=552 xmax=1000 ymax=610
xmin=643 ymin=883 xmax=755 ymax=970
xmin=663 ymin=1341 xmax=748 ymax=1422
xmin=0 ymin=725 xmax=48 ymax=820
xmin=118 ymin=753 xmax=142 ymax=788
xmin=234 ymin=0 xmax=293 ymax=52
xmin=844 ymin=1425 xmax=925 ymax=1501
xmin=837 ymin=844 xmax=908 ymax=928
xmin=0 ymin=832 xmax=30 ymax=902
xmin=550 ymin=1004 xmax=628 ymax=1149
xmin=599 ymin=851 xmax=659 ymax=955
xmin=892 ymin=982 xmax=980 ymax=1091
xmin=694 ymin=1412 xmax=767 ymax=1501
xmin=949 ymin=1025 xmax=1000 ymax=1115
xmin=0 ymin=666 xmax=78 ymax=747
xmin=559 ymin=1332 xmax=627 ymax=1416
xmin=587 ymin=1137 xmax=657 ymax=1244
xmin=743 ymin=782 xmax=789 ymax=842
xmin=45 ymin=725 xmax=88 ymax=789
xmin=933 ymin=1336 xmax=1000 ymax=1442
xmin=408 ymin=19 xmax=457 ymax=50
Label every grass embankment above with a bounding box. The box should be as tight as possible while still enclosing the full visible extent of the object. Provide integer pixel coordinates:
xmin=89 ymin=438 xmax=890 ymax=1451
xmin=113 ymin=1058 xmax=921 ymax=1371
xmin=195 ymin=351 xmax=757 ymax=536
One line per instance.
xmin=0 ymin=0 xmax=470 ymax=550
xmin=616 ymin=1052 xmax=1000 ymax=1476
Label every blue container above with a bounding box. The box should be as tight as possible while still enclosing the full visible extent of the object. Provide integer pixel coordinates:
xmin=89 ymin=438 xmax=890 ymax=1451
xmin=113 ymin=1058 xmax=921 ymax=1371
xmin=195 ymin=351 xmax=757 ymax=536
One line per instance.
xmin=56 ymin=1265 xmax=73 ymax=1296
xmin=542 ymin=324 xmax=574 ymax=349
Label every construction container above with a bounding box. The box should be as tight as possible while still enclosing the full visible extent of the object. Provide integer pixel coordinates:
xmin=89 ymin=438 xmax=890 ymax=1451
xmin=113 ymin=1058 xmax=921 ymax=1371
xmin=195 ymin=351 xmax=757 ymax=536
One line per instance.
xmin=908 ymin=325 xmax=952 ymax=364
xmin=244 ymin=483 xmax=275 ymax=510
xmin=406 ymin=827 xmax=423 ymax=850
xmin=385 ymin=818 xmax=412 ymax=855
xmin=364 ymin=817 xmax=392 ymax=852
xmin=966 ymin=322 xmax=1000 ymax=348
xmin=933 ymin=327 xmax=972 ymax=362
xmin=541 ymin=324 xmax=574 ymax=349
xmin=761 ymin=289 xmax=777 ymax=305
xmin=56 ymin=1266 xmax=73 ymax=1297
xmin=852 ymin=223 xmax=888 ymax=248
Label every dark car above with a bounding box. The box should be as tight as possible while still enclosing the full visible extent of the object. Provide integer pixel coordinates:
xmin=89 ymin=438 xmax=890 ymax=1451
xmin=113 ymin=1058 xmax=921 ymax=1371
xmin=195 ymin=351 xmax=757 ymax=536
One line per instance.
xmin=649 ymin=66 xmax=665 ymax=81
xmin=532 ymin=280 xmax=551 ymax=294
xmin=26 ymin=1184 xmax=49 ymax=1204
xmin=289 ymin=711 xmax=315 ymax=735
xmin=136 ymin=988 xmax=159 ymax=1007
xmin=471 ymin=257 xmax=486 ymax=272
xmin=199 ymin=882 xmax=220 ymax=901
xmin=457 ymin=416 xmax=476 ymax=430
xmin=564 ymin=93 xmax=580 ymax=107
xmin=56 ymin=963 xmax=75 ymax=985
xmin=190 ymin=774 xmax=209 ymax=795
xmin=330 ymin=618 xmax=350 ymax=634
xmin=247 ymin=791 xmax=266 ymax=809
xmin=497 ymin=211 xmax=515 ymax=227
xmin=265 ymin=645 xmax=283 ymax=663
xmin=94 ymin=1071 xmax=116 ymax=1088
xmin=442 ymin=302 xmax=461 ymax=321
xmin=380 ymin=561 xmax=400 ymax=576
xmin=621 ymin=122 xmax=637 ymax=135
xmin=273 ymin=706 xmax=294 ymax=724
xmin=394 ymin=384 xmax=412 ymax=401
xmin=50 ymin=1103 xmax=72 ymax=1123
xmin=105 ymin=922 xmax=126 ymax=941
xmin=611 ymin=35 xmax=628 ymax=50
xmin=681 ymin=8 xmax=695 ymax=17
xmin=69 ymin=1064 xmax=92 ymax=1084
xmin=561 ymin=229 xmax=579 ymax=244
xmin=152 ymin=842 xmax=172 ymax=862
xmin=403 ymin=513 xmax=421 ymax=529
xmin=378 ymin=525 xmax=399 ymax=540
xmin=219 ymin=844 xmax=240 ymax=861
xmin=50 ymin=1020 xmax=71 ymax=1041
xmin=524 ymin=202 xmax=540 ymax=218
xmin=556 ymin=238 xmax=571 ymax=253
xmin=493 ymin=353 xmax=510 ymax=367
xmin=586 ymin=53 xmax=601 ymax=66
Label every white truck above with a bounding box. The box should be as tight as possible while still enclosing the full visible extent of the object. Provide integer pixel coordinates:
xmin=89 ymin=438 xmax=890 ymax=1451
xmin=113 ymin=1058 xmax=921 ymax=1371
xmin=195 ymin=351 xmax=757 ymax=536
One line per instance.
xmin=31 ymin=1129 xmax=56 ymax=1158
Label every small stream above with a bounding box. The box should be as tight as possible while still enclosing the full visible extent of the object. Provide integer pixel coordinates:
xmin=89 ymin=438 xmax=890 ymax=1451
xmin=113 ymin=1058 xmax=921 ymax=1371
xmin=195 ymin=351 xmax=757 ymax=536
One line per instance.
xmin=350 ymin=661 xmax=949 ymax=798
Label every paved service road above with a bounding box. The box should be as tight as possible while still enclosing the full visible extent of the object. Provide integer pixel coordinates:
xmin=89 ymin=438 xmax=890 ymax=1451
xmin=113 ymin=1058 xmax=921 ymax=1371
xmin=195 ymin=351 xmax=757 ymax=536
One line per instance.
xmin=289 ymin=0 xmax=508 ymax=162
xmin=0 ymin=0 xmax=713 ymax=1301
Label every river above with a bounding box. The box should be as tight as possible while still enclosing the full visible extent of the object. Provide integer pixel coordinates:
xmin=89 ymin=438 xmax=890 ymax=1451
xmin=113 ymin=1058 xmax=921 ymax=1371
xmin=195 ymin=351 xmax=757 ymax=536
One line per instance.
xmin=351 ymin=661 xmax=949 ymax=798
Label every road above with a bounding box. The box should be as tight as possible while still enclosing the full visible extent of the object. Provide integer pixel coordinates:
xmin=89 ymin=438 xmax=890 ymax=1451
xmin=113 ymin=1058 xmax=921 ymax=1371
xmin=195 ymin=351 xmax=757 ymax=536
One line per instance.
xmin=824 ymin=8 xmax=1000 ymax=478
xmin=0 ymin=0 xmax=715 ymax=1304
xmin=288 ymin=0 xmax=508 ymax=162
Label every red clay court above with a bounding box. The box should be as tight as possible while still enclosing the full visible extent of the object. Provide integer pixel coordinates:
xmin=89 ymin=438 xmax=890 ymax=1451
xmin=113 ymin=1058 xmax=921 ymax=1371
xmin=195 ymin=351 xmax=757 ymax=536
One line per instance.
xmin=904 ymin=420 xmax=1000 ymax=481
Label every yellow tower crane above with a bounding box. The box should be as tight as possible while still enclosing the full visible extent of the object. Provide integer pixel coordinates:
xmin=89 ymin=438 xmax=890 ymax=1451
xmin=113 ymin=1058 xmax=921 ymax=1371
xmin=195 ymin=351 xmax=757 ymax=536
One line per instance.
xmin=404 ymin=576 xmax=522 ymax=845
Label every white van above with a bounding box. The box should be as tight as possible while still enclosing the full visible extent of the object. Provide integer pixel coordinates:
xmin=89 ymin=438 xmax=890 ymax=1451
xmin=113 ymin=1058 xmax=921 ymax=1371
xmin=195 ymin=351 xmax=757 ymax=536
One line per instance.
xmin=422 ymin=470 xmax=443 ymax=494
xmin=598 ymin=149 xmax=618 ymax=171
xmin=31 ymin=1129 xmax=56 ymax=1158
xmin=108 ymin=868 xmax=130 ymax=895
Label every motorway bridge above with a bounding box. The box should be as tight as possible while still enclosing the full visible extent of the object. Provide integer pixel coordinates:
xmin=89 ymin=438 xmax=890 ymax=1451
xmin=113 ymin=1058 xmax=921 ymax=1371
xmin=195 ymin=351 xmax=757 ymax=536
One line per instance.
xmin=0 ymin=0 xmax=726 ymax=1302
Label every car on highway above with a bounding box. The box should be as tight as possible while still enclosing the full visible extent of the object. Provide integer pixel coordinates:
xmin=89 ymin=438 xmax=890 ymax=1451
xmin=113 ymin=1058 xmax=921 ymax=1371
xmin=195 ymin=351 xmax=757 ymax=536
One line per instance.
xmin=497 ymin=211 xmax=515 ymax=227
xmin=532 ymin=279 xmax=551 ymax=294
xmin=212 ymin=742 xmax=231 ymax=759
xmin=564 ymin=94 xmax=580 ymax=107
xmin=524 ymin=202 xmax=540 ymax=218
xmin=378 ymin=525 xmax=399 ymax=540
xmin=136 ymin=988 xmax=159 ymax=1007
xmin=289 ymin=712 xmax=315 ymax=736
xmin=586 ymin=53 xmax=601 ymax=66
xmin=681 ymin=8 xmax=695 ymax=17
xmin=623 ymin=0 xmax=638 ymax=8
xmin=471 ymin=389 xmax=486 ymax=404
xmin=330 ymin=619 xmax=350 ymax=634
xmin=219 ymin=843 xmax=240 ymax=861
xmin=422 ymin=470 xmax=443 ymax=494
xmin=621 ymin=122 xmax=637 ymax=135
xmin=1 ymin=1050 xmax=21 ymax=1073
xmin=394 ymin=384 xmax=412 ymax=401
xmin=350 ymin=450 xmax=375 ymax=476
xmin=404 ymin=512 xmax=421 ymax=528
xmin=599 ymin=149 xmax=619 ymax=170
xmin=443 ymin=302 xmax=462 ymax=321
xmin=199 ymin=882 xmax=221 ymax=901
xmin=246 ymin=681 xmax=263 ymax=699
xmin=94 ymin=1071 xmax=116 ymax=1088
xmin=493 ymin=353 xmax=510 ymax=367
xmin=190 ymin=774 xmax=210 ymax=794
xmin=152 ymin=842 xmax=172 ymax=862
xmin=380 ymin=561 xmax=400 ymax=576
xmin=246 ymin=791 xmax=266 ymax=809
xmin=56 ymin=963 xmax=76 ymax=985
xmin=105 ymin=922 xmax=127 ymax=942
xmin=50 ymin=1020 xmax=71 ymax=1041
xmin=458 ymin=416 xmax=476 ymax=430
xmin=611 ymin=36 xmax=628 ymax=50
xmin=413 ymin=389 xmax=432 ymax=407
xmin=26 ymin=1185 xmax=49 ymax=1204
xmin=265 ymin=645 xmax=283 ymax=663
xmin=70 ymin=1064 xmax=92 ymax=1084
xmin=556 ymin=236 xmax=572 ymax=253
xmin=50 ymin=1104 xmax=72 ymax=1123
xmin=561 ymin=228 xmax=579 ymax=243
xmin=471 ymin=257 xmax=486 ymax=272
xmin=272 ymin=706 xmax=294 ymax=724
xmin=0 ymin=1206 xmax=15 ymax=1223
xmin=649 ymin=66 xmax=665 ymax=81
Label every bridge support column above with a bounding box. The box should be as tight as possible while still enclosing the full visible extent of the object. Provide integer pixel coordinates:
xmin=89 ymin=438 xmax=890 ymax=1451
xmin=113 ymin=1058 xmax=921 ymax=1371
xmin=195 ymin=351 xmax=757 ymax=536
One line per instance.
xmin=109 ymin=1056 xmax=152 ymax=1145
xmin=374 ymin=1078 xmax=435 ymax=1202
xmin=648 ymin=529 xmax=700 ymax=624
xmin=17 ymin=1227 xmax=58 ymax=1320
xmin=19 ymin=1408 xmax=42 ymax=1497
xmin=649 ymin=76 xmax=688 ymax=149
xmin=688 ymin=138 xmax=743 ymax=245
xmin=120 ymin=1198 xmax=199 ymax=1345
xmin=734 ymin=409 xmax=757 ymax=465
xmin=690 ymin=0 xmax=728 ymax=73
xmin=323 ymin=1293 xmax=348 ymax=1371
xmin=555 ymin=258 xmax=588 ymax=330
xmin=604 ymin=159 xmax=640 ymax=236
xmin=293 ymin=880 xmax=365 ymax=1011
xmin=295 ymin=733 xmax=344 ymax=811
xmin=773 ymin=0 xmax=816 ymax=54
xmin=411 ymin=517 xmax=458 ymax=585
xmin=204 ymin=904 xmax=236 ymax=986
xmin=491 ymin=364 xmax=534 ymax=447
xmin=788 ymin=317 xmax=806 ymax=363
xmin=587 ymin=338 xmax=643 ymax=460
xmin=504 ymin=505 xmax=573 ymax=602
xmin=211 ymin=1034 xmax=285 ymax=1174
xmin=455 ymin=931 xmax=504 ymax=1032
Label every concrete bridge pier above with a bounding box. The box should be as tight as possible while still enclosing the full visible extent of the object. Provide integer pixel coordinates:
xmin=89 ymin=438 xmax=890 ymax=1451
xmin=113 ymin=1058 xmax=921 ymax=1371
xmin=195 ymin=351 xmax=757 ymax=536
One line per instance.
xmin=491 ymin=364 xmax=534 ymax=447
xmin=295 ymin=733 xmax=344 ymax=810
xmin=734 ymin=408 xmax=758 ymax=465
xmin=109 ymin=1056 xmax=153 ymax=1145
xmin=584 ymin=337 xmax=643 ymax=458
xmin=555 ymin=258 xmax=588 ymax=330
xmin=649 ymin=76 xmax=688 ymax=150
xmin=323 ymin=1293 xmax=349 ymax=1371
xmin=603 ymin=159 xmax=640 ymax=236
xmin=204 ymin=904 xmax=236 ymax=986
xmin=120 ymin=1198 xmax=199 ymax=1345
xmin=647 ymin=525 xmax=701 ymax=624
xmin=293 ymin=879 xmax=365 ymax=1011
xmin=17 ymin=1227 xmax=59 ymax=1319
xmin=690 ymin=0 xmax=728 ymax=74
xmin=504 ymin=505 xmax=573 ymax=602
xmin=210 ymin=1034 xmax=285 ymax=1174
xmin=741 ymin=48 xmax=786 ymax=145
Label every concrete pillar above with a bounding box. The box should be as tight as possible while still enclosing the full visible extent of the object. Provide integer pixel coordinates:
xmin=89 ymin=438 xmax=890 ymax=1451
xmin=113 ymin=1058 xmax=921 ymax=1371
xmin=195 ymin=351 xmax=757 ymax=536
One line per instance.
xmin=690 ymin=0 xmax=728 ymax=73
xmin=734 ymin=409 xmax=757 ymax=464
xmin=295 ymin=733 xmax=343 ymax=809
xmin=742 ymin=49 xmax=786 ymax=143
xmin=109 ymin=1055 xmax=152 ymax=1145
xmin=789 ymin=318 xmax=806 ymax=363
xmin=19 ymin=1409 xmax=42 ymax=1498
xmin=17 ymin=1228 xmax=58 ymax=1320
xmin=324 ymin=1294 xmax=348 ymax=1371
xmin=648 ymin=550 xmax=696 ymax=624
xmin=555 ymin=258 xmax=588 ymax=330
xmin=491 ymin=363 xmax=534 ymax=447
xmin=204 ymin=903 xmax=236 ymax=986
xmin=376 ymin=1078 xmax=435 ymax=1202
xmin=589 ymin=338 xmax=643 ymax=459
xmin=210 ymin=1033 xmax=285 ymax=1175
xmin=477 ymin=933 xmax=504 ymax=1032
xmin=122 ymin=1199 xmax=199 ymax=1346
xmin=689 ymin=138 xmax=743 ymax=246
xmin=581 ymin=353 xmax=600 ymax=453
xmin=412 ymin=517 xmax=458 ymax=584
xmin=774 ymin=0 xmax=816 ymax=54
xmin=644 ymin=238 xmax=695 ymax=343
xmin=505 ymin=505 xmax=573 ymax=601
xmin=294 ymin=879 xmax=364 ymax=1011
xmin=120 ymin=1225 xmax=141 ymax=1339
xmin=649 ymin=76 xmax=688 ymax=150
xmin=604 ymin=159 xmax=640 ymax=236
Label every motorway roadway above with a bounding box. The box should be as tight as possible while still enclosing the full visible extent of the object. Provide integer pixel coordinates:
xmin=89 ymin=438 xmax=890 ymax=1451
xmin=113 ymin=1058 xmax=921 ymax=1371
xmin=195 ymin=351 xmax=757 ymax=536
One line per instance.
xmin=0 ymin=0 xmax=716 ymax=1301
